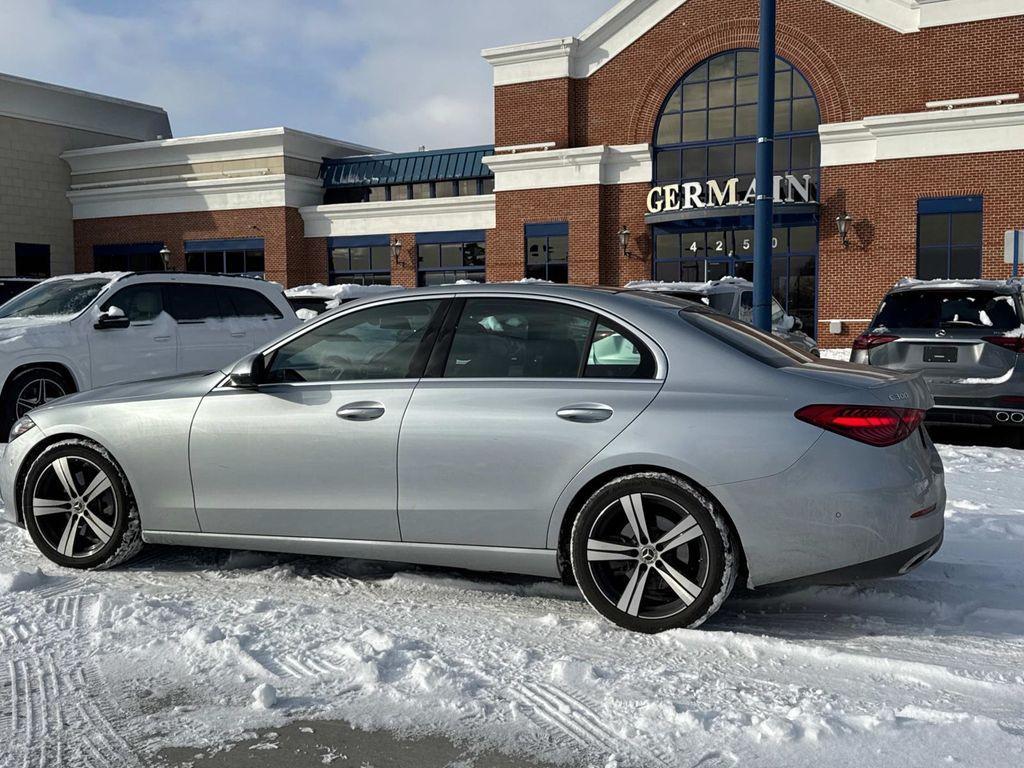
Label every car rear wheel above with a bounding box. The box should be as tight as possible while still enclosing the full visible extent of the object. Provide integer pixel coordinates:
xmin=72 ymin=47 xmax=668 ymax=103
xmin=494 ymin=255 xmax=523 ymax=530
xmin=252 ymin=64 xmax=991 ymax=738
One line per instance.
xmin=22 ymin=440 xmax=143 ymax=570
xmin=570 ymin=472 xmax=738 ymax=633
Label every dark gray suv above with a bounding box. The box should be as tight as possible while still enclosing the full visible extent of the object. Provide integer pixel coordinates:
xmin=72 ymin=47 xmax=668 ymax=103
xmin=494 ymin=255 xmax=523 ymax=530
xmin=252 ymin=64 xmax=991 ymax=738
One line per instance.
xmin=852 ymin=279 xmax=1024 ymax=437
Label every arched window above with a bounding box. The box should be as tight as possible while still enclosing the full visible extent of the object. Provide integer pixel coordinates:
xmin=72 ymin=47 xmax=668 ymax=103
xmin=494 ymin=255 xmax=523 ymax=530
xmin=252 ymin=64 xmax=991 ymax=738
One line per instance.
xmin=650 ymin=49 xmax=821 ymax=336
xmin=654 ymin=49 xmax=819 ymax=189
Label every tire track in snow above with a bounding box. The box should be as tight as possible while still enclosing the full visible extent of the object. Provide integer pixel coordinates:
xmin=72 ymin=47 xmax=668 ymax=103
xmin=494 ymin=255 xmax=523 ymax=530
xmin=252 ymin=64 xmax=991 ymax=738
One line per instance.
xmin=514 ymin=681 xmax=671 ymax=768
xmin=43 ymin=594 xmax=93 ymax=631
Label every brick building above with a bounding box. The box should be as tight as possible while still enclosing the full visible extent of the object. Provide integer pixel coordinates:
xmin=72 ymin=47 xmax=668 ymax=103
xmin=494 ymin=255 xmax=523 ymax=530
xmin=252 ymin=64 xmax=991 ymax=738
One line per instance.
xmin=60 ymin=0 xmax=1024 ymax=347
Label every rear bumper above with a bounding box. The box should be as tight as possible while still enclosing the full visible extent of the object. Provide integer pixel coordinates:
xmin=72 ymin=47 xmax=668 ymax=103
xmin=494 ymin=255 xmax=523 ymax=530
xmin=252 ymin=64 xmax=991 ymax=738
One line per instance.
xmin=927 ymin=403 xmax=1024 ymax=427
xmin=768 ymin=532 xmax=943 ymax=587
xmin=712 ymin=429 xmax=946 ymax=587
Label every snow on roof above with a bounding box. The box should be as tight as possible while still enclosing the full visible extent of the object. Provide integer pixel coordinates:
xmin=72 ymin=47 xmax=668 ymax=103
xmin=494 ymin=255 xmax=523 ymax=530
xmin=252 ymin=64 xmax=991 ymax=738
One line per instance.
xmin=284 ymin=283 xmax=405 ymax=300
xmin=626 ymin=277 xmax=754 ymax=294
xmin=892 ymin=277 xmax=1020 ymax=292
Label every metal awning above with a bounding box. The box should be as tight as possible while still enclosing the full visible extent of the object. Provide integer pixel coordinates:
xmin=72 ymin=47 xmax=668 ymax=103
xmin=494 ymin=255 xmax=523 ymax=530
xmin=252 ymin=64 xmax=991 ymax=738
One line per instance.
xmin=320 ymin=145 xmax=495 ymax=188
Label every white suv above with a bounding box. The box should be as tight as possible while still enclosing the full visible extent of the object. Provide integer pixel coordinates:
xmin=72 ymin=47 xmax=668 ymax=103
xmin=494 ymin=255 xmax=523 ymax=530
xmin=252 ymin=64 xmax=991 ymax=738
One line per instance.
xmin=0 ymin=272 xmax=298 ymax=430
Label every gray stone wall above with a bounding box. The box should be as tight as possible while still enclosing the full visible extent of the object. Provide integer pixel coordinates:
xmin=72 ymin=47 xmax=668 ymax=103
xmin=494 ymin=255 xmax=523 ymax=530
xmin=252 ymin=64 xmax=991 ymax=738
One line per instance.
xmin=0 ymin=115 xmax=141 ymax=276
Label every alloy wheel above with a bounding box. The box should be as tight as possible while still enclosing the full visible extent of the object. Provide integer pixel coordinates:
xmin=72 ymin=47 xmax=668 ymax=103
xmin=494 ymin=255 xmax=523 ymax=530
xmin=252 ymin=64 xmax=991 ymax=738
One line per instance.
xmin=586 ymin=493 xmax=710 ymax=620
xmin=31 ymin=456 xmax=118 ymax=559
xmin=15 ymin=377 xmax=67 ymax=418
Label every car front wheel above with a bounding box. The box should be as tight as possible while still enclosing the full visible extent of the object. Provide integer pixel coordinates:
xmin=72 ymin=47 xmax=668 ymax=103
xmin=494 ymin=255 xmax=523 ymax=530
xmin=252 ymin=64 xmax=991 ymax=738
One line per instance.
xmin=570 ymin=472 xmax=738 ymax=633
xmin=22 ymin=439 xmax=143 ymax=570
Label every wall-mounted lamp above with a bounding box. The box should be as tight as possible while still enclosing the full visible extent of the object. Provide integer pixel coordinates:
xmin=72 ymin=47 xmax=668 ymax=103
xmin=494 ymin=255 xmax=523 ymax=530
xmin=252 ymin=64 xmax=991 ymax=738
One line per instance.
xmin=159 ymin=244 xmax=172 ymax=271
xmin=391 ymin=238 xmax=408 ymax=267
xmin=618 ymin=225 xmax=633 ymax=259
xmin=835 ymin=212 xmax=854 ymax=248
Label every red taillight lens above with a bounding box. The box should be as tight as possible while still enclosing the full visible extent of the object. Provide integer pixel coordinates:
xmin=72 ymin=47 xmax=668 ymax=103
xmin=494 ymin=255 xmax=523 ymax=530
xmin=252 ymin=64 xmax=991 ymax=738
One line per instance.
xmin=795 ymin=404 xmax=926 ymax=447
xmin=853 ymin=334 xmax=899 ymax=351
xmin=982 ymin=336 xmax=1024 ymax=353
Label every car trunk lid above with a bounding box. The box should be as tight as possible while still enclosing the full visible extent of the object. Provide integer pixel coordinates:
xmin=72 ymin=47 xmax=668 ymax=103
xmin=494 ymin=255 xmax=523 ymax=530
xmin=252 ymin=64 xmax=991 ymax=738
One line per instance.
xmin=780 ymin=358 xmax=934 ymax=410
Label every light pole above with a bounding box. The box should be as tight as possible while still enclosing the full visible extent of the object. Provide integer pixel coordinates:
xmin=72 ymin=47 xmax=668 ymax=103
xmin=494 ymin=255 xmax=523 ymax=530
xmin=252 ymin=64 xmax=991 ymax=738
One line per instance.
xmin=753 ymin=0 xmax=777 ymax=333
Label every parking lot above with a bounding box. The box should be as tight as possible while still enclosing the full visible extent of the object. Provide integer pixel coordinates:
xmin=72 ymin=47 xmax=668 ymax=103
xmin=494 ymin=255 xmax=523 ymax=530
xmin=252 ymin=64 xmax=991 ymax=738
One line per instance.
xmin=1 ymin=427 xmax=1022 ymax=768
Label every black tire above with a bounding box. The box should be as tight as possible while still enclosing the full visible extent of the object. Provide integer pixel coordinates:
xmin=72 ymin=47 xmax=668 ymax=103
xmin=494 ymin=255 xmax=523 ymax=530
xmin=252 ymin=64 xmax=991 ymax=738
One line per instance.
xmin=569 ymin=472 xmax=738 ymax=633
xmin=21 ymin=439 xmax=143 ymax=570
xmin=2 ymin=367 xmax=73 ymax=434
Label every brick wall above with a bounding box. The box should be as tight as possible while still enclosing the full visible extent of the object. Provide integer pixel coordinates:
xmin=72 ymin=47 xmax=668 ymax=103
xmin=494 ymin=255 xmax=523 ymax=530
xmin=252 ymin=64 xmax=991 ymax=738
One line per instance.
xmin=818 ymin=150 xmax=1024 ymax=347
xmin=74 ymin=208 xmax=305 ymax=287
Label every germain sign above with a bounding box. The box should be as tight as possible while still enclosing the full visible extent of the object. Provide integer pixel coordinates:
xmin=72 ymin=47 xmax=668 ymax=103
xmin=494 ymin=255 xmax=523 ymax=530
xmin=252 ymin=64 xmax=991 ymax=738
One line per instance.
xmin=646 ymin=174 xmax=816 ymax=215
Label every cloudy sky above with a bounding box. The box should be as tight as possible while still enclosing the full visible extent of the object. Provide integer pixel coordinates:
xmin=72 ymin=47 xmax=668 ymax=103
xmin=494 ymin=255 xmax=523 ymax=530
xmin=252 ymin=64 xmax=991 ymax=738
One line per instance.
xmin=0 ymin=0 xmax=612 ymax=151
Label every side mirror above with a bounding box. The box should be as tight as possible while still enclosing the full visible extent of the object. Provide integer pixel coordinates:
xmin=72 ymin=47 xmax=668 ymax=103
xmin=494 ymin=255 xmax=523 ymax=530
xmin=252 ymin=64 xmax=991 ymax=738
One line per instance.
xmin=95 ymin=305 xmax=130 ymax=330
xmin=780 ymin=314 xmax=797 ymax=332
xmin=227 ymin=353 xmax=265 ymax=389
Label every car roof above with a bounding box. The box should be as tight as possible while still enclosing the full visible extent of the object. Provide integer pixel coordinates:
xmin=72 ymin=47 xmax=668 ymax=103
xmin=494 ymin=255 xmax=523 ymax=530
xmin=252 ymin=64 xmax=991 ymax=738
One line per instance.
xmin=888 ymin=277 xmax=1022 ymax=294
xmin=112 ymin=271 xmax=285 ymax=294
xmin=626 ymin=277 xmax=753 ymax=296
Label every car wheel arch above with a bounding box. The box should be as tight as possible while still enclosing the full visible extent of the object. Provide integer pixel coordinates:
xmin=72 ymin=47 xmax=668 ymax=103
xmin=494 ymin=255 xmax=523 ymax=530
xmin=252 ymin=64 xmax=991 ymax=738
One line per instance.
xmin=552 ymin=464 xmax=749 ymax=589
xmin=3 ymin=362 xmax=79 ymax=399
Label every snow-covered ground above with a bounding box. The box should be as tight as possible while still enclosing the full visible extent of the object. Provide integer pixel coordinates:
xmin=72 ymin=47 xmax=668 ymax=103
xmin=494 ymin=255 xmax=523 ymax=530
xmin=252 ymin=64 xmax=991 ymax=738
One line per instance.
xmin=2 ymin=443 xmax=1023 ymax=767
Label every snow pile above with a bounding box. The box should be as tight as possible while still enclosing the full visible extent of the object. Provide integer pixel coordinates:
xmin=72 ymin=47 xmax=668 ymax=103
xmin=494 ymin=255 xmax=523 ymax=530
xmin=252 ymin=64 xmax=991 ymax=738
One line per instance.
xmin=0 ymin=567 xmax=45 ymax=594
xmin=285 ymin=283 xmax=404 ymax=301
xmin=818 ymin=347 xmax=852 ymax=361
xmin=1 ymin=444 xmax=1023 ymax=766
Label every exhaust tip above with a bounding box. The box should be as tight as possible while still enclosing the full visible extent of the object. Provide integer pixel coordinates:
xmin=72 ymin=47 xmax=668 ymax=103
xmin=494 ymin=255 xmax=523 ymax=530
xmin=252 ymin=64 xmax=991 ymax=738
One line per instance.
xmin=997 ymin=411 xmax=1011 ymax=422
xmin=1012 ymin=413 xmax=1024 ymax=424
xmin=899 ymin=544 xmax=938 ymax=575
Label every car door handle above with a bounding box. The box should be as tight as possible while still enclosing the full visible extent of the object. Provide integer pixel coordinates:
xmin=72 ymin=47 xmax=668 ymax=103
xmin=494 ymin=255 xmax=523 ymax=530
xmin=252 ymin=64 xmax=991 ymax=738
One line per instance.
xmin=153 ymin=335 xmax=172 ymax=342
xmin=556 ymin=404 xmax=614 ymax=423
xmin=230 ymin=331 xmax=246 ymax=338
xmin=337 ymin=402 xmax=386 ymax=421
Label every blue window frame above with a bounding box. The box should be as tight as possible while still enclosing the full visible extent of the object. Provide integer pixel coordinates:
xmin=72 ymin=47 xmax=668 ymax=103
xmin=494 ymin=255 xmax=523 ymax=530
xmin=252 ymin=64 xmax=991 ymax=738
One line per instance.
xmin=917 ymin=197 xmax=983 ymax=280
xmin=525 ymin=222 xmax=569 ymax=283
xmin=653 ymin=49 xmax=820 ymax=196
xmin=328 ymin=235 xmax=392 ymax=285
xmin=93 ymin=242 xmax=166 ymax=272
xmin=185 ymin=238 xmax=265 ymax=276
xmin=417 ymin=230 xmax=486 ymax=287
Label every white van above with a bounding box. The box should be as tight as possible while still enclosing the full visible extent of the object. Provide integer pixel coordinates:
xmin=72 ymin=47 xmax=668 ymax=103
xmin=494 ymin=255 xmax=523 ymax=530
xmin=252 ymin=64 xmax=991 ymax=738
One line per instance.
xmin=0 ymin=272 xmax=298 ymax=430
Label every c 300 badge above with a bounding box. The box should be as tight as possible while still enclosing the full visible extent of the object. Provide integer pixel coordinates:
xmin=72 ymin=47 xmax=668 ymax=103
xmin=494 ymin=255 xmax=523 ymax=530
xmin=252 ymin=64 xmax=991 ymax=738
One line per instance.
xmin=889 ymin=392 xmax=910 ymax=401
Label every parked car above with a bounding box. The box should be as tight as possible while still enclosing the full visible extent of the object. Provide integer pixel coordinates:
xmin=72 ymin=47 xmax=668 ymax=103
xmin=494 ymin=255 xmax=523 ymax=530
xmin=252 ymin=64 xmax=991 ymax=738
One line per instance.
xmin=0 ymin=272 xmax=298 ymax=431
xmin=628 ymin=278 xmax=819 ymax=355
xmin=852 ymin=278 xmax=1024 ymax=438
xmin=1 ymin=283 xmax=944 ymax=633
xmin=0 ymin=277 xmax=43 ymax=305
xmin=285 ymin=283 xmax=404 ymax=320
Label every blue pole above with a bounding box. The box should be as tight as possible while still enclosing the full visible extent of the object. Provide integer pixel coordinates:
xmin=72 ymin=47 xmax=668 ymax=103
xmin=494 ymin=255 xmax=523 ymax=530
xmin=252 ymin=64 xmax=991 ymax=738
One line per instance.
xmin=753 ymin=0 xmax=777 ymax=332
xmin=1015 ymin=230 xmax=1020 ymax=278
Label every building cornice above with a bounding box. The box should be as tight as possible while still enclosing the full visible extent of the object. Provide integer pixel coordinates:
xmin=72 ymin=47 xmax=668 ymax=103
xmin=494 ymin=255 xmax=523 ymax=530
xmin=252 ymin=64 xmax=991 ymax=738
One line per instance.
xmin=61 ymin=127 xmax=381 ymax=176
xmin=483 ymin=0 xmax=1024 ymax=86
xmin=299 ymin=195 xmax=497 ymax=239
xmin=67 ymin=174 xmax=323 ymax=220
xmin=482 ymin=144 xmax=651 ymax=192
xmin=820 ymin=102 xmax=1024 ymax=166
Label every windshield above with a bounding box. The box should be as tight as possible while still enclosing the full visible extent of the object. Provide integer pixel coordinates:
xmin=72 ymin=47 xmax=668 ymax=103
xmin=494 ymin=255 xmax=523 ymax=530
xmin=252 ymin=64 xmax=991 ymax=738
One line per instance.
xmin=873 ymin=290 xmax=1022 ymax=331
xmin=738 ymin=291 xmax=787 ymax=326
xmin=0 ymin=278 xmax=111 ymax=319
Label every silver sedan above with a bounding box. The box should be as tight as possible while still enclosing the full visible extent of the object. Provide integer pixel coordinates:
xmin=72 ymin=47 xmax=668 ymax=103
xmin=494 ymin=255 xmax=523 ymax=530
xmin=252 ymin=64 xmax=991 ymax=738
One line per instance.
xmin=0 ymin=284 xmax=946 ymax=632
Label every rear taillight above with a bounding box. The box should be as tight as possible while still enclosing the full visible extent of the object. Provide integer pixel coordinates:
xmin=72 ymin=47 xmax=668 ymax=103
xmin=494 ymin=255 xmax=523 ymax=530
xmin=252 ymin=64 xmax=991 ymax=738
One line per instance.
xmin=853 ymin=334 xmax=899 ymax=351
xmin=982 ymin=336 xmax=1024 ymax=354
xmin=795 ymin=404 xmax=926 ymax=447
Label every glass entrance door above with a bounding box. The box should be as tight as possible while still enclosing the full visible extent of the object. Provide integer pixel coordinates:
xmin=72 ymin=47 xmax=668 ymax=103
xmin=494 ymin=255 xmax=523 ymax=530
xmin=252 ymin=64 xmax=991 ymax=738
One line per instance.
xmin=653 ymin=222 xmax=818 ymax=335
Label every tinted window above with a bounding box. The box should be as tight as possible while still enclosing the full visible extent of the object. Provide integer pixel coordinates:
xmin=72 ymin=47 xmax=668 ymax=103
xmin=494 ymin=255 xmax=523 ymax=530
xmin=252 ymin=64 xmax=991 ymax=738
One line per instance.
xmin=266 ymin=300 xmax=441 ymax=383
xmin=444 ymin=299 xmax=592 ymax=378
xmin=166 ymin=284 xmax=221 ymax=322
xmin=585 ymin=322 xmax=656 ymax=379
xmin=874 ymin=290 xmax=1021 ymax=331
xmin=101 ymin=284 xmax=164 ymax=322
xmin=222 ymin=287 xmax=283 ymax=318
xmin=0 ymin=278 xmax=109 ymax=319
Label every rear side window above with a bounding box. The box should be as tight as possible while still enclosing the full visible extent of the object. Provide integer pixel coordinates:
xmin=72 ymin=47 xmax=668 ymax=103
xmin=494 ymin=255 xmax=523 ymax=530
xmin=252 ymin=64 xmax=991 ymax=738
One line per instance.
xmin=680 ymin=308 xmax=817 ymax=368
xmin=221 ymin=287 xmax=283 ymax=318
xmin=585 ymin=322 xmax=657 ymax=379
xmin=873 ymin=289 xmax=1021 ymax=331
xmin=165 ymin=284 xmax=221 ymax=322
xmin=101 ymin=284 xmax=164 ymax=322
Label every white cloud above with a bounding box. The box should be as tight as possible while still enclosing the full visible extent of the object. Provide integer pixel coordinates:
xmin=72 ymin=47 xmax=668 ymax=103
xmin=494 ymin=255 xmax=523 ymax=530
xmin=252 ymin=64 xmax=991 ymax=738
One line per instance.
xmin=0 ymin=0 xmax=610 ymax=150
